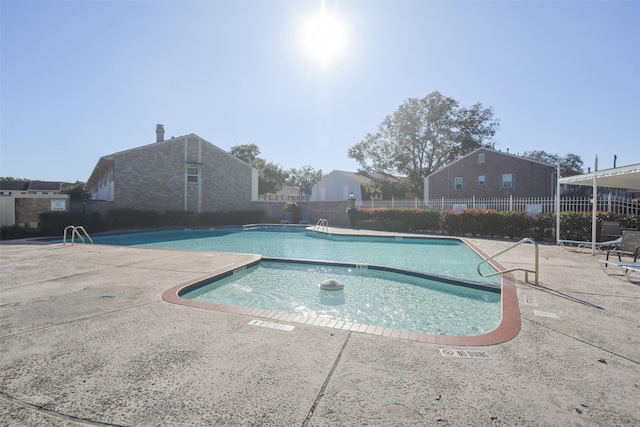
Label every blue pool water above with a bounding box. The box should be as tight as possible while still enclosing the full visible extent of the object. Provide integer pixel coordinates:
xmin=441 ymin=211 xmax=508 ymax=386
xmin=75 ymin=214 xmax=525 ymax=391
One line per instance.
xmin=185 ymin=260 xmax=501 ymax=336
xmin=89 ymin=226 xmax=498 ymax=283
xmin=88 ymin=226 xmax=502 ymax=335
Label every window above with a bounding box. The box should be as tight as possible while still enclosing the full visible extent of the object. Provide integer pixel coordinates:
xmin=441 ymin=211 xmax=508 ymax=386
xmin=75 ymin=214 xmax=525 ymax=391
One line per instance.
xmin=187 ymin=167 xmax=200 ymax=183
xmin=477 ymin=175 xmax=486 ymax=185
xmin=501 ymin=174 xmax=513 ymax=188
xmin=454 ymin=177 xmax=464 ymax=190
xmin=478 ymin=153 xmax=485 ymax=164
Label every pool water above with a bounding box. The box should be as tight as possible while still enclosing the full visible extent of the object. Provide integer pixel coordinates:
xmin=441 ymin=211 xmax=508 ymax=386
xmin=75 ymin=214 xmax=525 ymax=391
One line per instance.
xmin=185 ymin=260 xmax=501 ymax=336
xmin=90 ymin=226 xmax=499 ymax=284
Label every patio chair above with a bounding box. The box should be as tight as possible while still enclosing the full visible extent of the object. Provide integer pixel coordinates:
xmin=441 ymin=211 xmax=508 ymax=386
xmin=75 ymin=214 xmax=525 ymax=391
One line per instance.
xmin=299 ymin=212 xmax=310 ymax=224
xmin=601 ymin=221 xmax=622 ymax=241
xmin=604 ymin=229 xmax=640 ymax=263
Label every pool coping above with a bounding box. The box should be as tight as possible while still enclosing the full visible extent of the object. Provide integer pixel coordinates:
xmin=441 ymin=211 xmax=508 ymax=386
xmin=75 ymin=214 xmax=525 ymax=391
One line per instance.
xmin=161 ymin=233 xmax=521 ymax=346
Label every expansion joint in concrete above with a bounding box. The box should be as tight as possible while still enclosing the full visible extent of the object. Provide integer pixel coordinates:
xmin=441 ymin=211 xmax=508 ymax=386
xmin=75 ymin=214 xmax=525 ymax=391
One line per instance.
xmin=302 ymin=331 xmax=352 ymax=426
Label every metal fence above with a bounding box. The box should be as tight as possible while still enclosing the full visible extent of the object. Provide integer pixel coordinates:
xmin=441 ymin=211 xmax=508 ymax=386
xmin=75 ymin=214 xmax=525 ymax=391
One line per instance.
xmin=355 ymin=195 xmax=639 ymax=215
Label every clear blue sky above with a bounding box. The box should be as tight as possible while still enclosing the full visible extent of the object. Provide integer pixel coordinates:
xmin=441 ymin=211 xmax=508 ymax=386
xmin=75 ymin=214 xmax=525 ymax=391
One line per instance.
xmin=2 ymin=0 xmax=639 ymax=183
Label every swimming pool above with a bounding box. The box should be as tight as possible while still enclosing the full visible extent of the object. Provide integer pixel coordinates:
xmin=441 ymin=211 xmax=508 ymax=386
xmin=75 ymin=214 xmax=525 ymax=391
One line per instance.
xmin=88 ymin=226 xmax=500 ymax=284
xmin=89 ymin=225 xmax=519 ymax=340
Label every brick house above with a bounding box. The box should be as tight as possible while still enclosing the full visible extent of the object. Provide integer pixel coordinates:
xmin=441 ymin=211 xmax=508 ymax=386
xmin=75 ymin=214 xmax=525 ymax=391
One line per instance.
xmin=84 ymin=125 xmax=258 ymax=213
xmin=424 ymin=148 xmax=557 ymax=200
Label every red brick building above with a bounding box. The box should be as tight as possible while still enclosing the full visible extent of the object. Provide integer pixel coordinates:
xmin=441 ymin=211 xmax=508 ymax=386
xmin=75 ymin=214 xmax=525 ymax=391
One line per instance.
xmin=424 ymin=148 xmax=557 ymax=199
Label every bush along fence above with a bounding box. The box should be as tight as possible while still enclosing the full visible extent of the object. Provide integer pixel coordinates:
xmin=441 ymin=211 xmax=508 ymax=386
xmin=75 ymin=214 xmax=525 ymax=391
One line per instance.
xmin=353 ymin=208 xmax=639 ymax=242
xmin=30 ymin=209 xmax=264 ymax=238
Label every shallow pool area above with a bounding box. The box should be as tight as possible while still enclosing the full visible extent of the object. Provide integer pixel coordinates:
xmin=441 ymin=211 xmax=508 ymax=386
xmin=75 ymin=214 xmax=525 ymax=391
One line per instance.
xmin=182 ymin=260 xmax=502 ymax=336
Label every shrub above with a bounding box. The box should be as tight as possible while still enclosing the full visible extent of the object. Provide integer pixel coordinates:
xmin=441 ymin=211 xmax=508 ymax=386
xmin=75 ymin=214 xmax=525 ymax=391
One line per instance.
xmin=353 ymin=207 xmax=637 ymax=242
xmin=529 ymin=212 xmax=555 ymax=241
xmin=0 ymin=225 xmax=32 ymax=240
xmin=163 ymin=210 xmax=196 ymax=226
xmin=197 ymin=210 xmax=263 ymax=226
xmin=106 ymin=209 xmax=162 ymax=228
xmin=355 ymin=219 xmax=409 ymax=233
xmin=559 ymin=212 xmax=594 ymax=241
xmin=39 ymin=211 xmax=104 ymax=237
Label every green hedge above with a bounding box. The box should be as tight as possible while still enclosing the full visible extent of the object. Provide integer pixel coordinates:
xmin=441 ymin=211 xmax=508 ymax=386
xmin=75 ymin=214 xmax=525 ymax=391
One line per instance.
xmin=23 ymin=207 xmax=640 ymax=241
xmin=38 ymin=212 xmax=105 ymax=237
xmin=197 ymin=210 xmax=263 ymax=226
xmin=354 ymin=208 xmax=638 ymax=241
xmin=0 ymin=225 xmax=33 ymax=240
xmin=35 ymin=209 xmax=264 ymax=237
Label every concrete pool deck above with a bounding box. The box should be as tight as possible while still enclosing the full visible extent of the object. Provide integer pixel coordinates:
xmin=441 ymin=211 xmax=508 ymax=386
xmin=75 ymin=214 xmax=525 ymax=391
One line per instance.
xmin=1 ymin=229 xmax=639 ymax=426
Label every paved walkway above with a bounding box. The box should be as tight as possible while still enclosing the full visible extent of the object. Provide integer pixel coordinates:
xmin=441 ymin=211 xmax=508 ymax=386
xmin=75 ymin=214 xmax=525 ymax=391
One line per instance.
xmin=1 ymin=230 xmax=639 ymax=426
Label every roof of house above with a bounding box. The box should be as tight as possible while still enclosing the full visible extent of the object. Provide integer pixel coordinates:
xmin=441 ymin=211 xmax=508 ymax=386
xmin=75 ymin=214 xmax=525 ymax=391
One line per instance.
xmin=84 ymin=133 xmax=254 ymax=191
xmin=330 ymin=170 xmax=405 ymax=185
xmin=426 ymin=147 xmax=556 ymax=178
xmin=0 ymin=180 xmax=62 ymax=192
xmin=0 ymin=181 xmax=29 ymax=191
xmin=28 ymin=181 xmax=63 ymax=192
xmin=262 ymin=185 xmax=304 ymax=197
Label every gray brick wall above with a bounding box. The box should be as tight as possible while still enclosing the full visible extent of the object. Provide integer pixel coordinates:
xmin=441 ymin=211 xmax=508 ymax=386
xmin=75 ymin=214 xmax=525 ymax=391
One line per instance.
xmin=252 ymin=201 xmax=353 ymax=227
xmin=14 ymin=195 xmax=70 ymax=226
xmin=109 ymin=135 xmax=253 ymax=212
xmin=427 ymin=149 xmax=556 ymax=199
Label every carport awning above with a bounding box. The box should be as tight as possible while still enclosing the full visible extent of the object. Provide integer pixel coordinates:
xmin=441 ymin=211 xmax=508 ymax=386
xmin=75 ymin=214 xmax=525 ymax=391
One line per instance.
xmin=559 ymin=163 xmax=640 ymax=190
xmin=556 ymin=162 xmax=640 ymax=255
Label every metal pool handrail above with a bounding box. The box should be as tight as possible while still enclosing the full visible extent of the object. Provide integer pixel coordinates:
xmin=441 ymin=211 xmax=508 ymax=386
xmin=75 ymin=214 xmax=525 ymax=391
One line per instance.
xmin=477 ymin=237 xmax=539 ymax=285
xmin=63 ymin=225 xmax=94 ymax=245
xmin=313 ymin=218 xmax=328 ymax=233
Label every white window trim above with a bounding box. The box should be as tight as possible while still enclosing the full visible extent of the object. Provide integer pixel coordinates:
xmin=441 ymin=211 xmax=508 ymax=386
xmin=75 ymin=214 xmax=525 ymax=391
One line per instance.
xmin=502 ymin=173 xmax=513 ymax=188
xmin=454 ymin=177 xmax=464 ymax=190
xmin=187 ymin=166 xmax=201 ymax=184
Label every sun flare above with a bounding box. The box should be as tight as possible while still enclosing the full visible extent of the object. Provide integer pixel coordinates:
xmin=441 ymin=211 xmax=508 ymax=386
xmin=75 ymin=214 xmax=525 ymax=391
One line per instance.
xmin=300 ymin=7 xmax=347 ymax=66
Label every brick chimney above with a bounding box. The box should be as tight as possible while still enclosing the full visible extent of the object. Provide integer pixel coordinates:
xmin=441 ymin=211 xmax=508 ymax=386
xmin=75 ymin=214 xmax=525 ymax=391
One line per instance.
xmin=156 ymin=124 xmax=165 ymax=142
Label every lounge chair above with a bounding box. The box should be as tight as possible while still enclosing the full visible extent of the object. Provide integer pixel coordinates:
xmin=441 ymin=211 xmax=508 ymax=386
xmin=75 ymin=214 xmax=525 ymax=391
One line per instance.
xmin=558 ymin=237 xmax=621 ymax=250
xmin=604 ymin=229 xmax=640 ymax=263
xmin=299 ymin=212 xmax=310 ymax=224
xmin=281 ymin=212 xmax=293 ymax=224
xmin=599 ymin=259 xmax=640 ymax=282
xmin=559 ymin=220 xmax=625 ymax=251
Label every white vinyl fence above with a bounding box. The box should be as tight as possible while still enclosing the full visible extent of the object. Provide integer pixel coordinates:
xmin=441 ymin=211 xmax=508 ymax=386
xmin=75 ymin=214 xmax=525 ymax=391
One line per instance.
xmin=355 ymin=195 xmax=639 ymax=215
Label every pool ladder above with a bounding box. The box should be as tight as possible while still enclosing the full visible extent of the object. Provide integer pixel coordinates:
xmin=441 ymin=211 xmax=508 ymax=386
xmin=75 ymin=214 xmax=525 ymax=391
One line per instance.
xmin=477 ymin=237 xmax=539 ymax=285
xmin=313 ymin=218 xmax=329 ymax=233
xmin=63 ymin=225 xmax=94 ymax=245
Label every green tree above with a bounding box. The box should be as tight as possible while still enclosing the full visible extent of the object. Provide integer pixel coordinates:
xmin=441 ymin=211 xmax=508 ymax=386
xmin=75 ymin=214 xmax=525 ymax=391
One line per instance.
xmin=523 ymin=150 xmax=584 ymax=173
xmin=286 ymin=165 xmax=324 ymax=196
xmin=253 ymin=158 xmax=289 ymax=195
xmin=229 ymin=143 xmax=260 ymax=165
xmin=348 ymin=91 xmax=499 ymax=196
xmin=61 ymin=181 xmax=87 ymax=199
xmin=230 ymin=144 xmax=289 ymax=195
xmin=0 ymin=176 xmax=30 ymax=181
